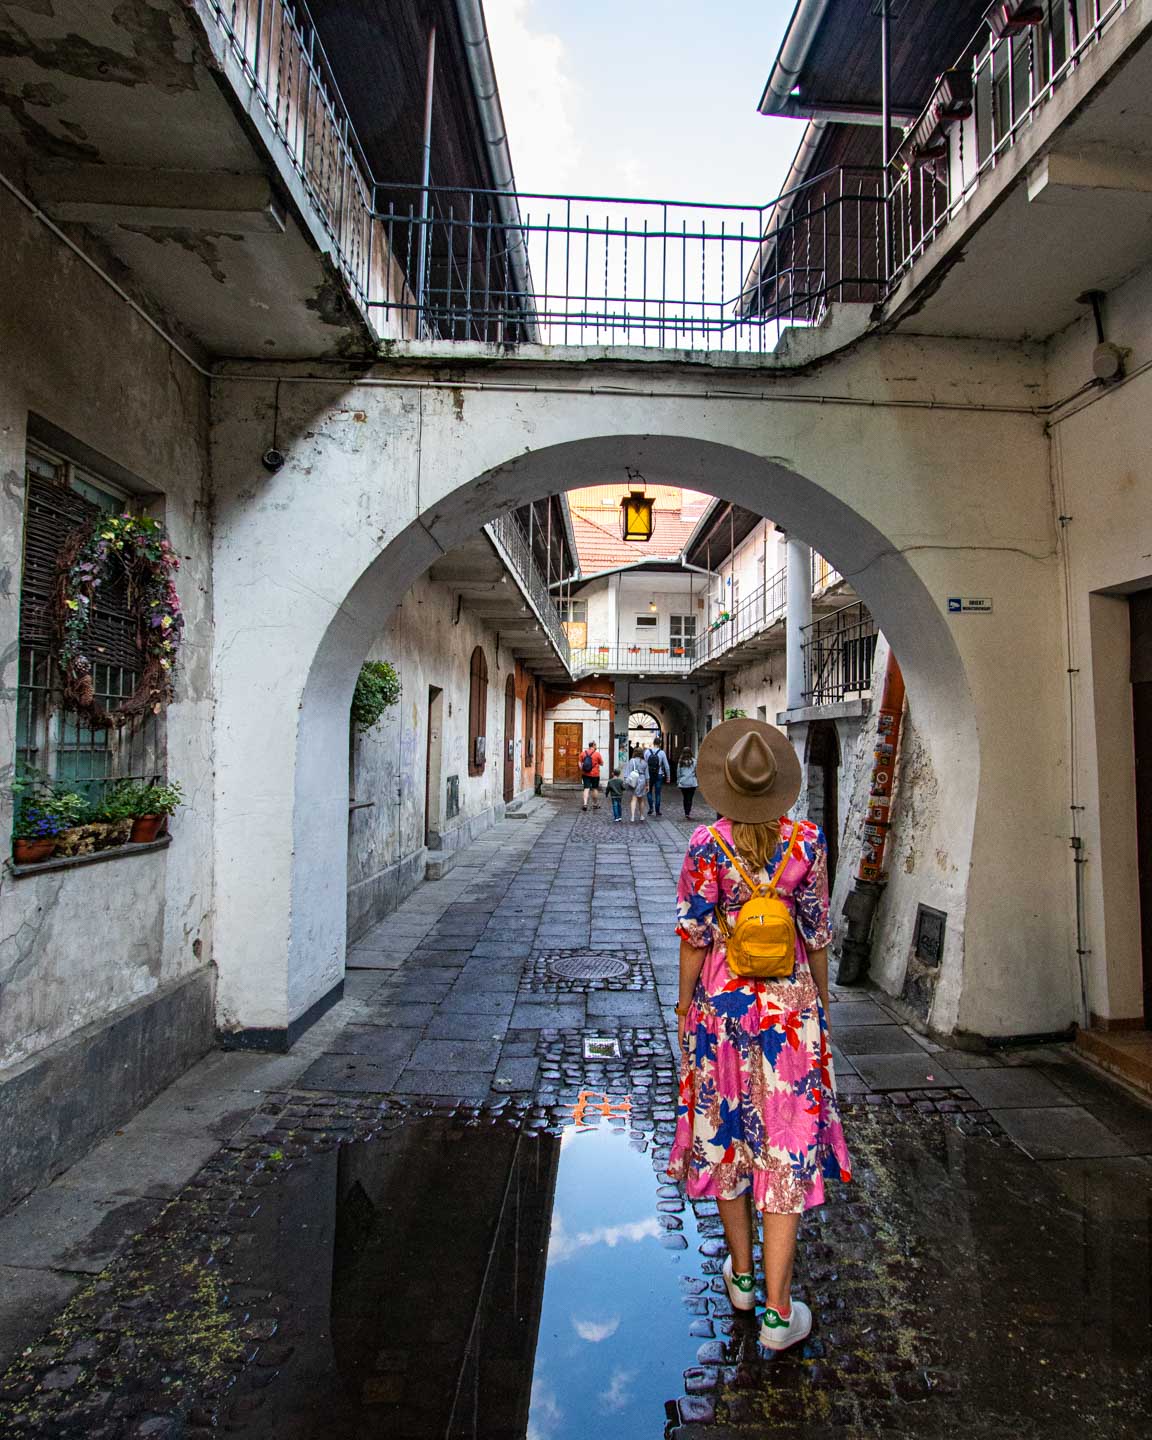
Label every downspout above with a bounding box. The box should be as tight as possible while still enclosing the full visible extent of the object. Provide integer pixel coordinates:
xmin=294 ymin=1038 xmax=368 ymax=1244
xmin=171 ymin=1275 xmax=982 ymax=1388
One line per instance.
xmin=836 ymin=651 xmax=905 ymax=985
xmin=454 ymin=0 xmax=540 ymax=341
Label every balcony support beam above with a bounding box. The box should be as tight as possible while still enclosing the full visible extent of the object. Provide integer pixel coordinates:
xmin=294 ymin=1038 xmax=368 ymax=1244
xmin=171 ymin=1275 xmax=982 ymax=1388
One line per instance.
xmin=29 ymin=165 xmax=287 ymax=234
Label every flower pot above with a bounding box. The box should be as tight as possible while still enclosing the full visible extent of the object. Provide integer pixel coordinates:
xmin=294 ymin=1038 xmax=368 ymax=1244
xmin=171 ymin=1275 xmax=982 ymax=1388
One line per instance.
xmin=130 ymin=814 xmax=166 ymax=844
xmin=14 ymin=837 xmax=56 ymax=865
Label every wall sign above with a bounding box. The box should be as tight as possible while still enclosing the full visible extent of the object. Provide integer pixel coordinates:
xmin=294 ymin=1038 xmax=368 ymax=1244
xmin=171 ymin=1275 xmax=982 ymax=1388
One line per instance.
xmin=947 ymin=597 xmax=993 ymax=613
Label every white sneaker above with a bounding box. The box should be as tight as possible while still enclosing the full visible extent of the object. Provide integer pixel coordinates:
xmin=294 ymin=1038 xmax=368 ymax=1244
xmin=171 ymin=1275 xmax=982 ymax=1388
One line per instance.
xmin=759 ymin=1299 xmax=812 ymax=1351
xmin=722 ymin=1256 xmax=756 ymax=1312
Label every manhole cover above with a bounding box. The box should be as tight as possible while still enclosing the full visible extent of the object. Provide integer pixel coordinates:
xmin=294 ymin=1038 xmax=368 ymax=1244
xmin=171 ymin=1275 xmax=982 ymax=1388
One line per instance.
xmin=549 ymin=955 xmax=631 ymax=981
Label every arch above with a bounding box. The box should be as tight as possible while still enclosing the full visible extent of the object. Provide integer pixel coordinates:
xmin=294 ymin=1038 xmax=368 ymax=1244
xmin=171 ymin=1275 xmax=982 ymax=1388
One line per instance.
xmin=286 ymin=437 xmax=978 ymax=1033
xmin=467 ymin=645 xmax=488 ymax=777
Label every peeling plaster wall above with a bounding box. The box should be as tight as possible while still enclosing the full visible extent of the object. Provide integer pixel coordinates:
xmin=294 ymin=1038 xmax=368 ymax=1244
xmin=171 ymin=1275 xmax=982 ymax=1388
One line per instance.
xmin=1045 ymin=256 xmax=1152 ymax=1025
xmin=347 ymin=573 xmax=533 ymax=939
xmin=0 ymin=184 xmax=214 ymax=1071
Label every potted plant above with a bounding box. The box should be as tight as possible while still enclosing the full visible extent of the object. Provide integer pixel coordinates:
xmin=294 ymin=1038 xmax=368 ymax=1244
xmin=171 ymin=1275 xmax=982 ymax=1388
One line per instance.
xmin=105 ymin=780 xmax=183 ymax=843
xmin=10 ymin=776 xmax=87 ymax=864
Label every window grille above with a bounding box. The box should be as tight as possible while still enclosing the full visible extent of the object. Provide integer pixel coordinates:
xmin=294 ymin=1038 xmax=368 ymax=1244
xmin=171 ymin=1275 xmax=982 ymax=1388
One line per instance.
xmin=15 ymin=441 xmax=163 ymax=807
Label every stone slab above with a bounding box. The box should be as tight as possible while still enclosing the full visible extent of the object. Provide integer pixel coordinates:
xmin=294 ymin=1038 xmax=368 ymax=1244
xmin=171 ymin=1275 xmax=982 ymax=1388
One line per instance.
xmin=426 ymin=1013 xmax=511 ymax=1042
xmin=825 ymin=1002 xmax=896 ymax=1027
xmin=293 ymin=1054 xmax=407 ymax=1094
xmin=510 ymin=1000 xmax=588 ymax=1030
xmin=492 ymin=1059 xmax=540 ymax=1093
xmin=358 ymin=1002 xmax=440 ymax=1029
xmin=324 ymin=1026 xmax=425 ymax=1062
xmin=586 ymin=993 xmax=663 ymax=1021
xmin=991 ymin=1105 xmax=1134 ymax=1160
xmin=0 ymin=1181 xmax=167 ymax=1276
xmin=391 ymin=1070 xmax=495 ymax=1100
xmin=834 ymin=1026 xmax=924 ymax=1056
xmin=958 ymin=1067 xmax=1079 ymax=1110
xmin=413 ymin=1038 xmax=503 ymax=1071
xmin=445 ymin=991 xmax=518 ymax=1016
xmin=0 ymin=1265 xmax=81 ymax=1366
xmin=850 ymin=1055 xmax=959 ymax=1091
xmin=345 ymin=949 xmax=408 ymax=970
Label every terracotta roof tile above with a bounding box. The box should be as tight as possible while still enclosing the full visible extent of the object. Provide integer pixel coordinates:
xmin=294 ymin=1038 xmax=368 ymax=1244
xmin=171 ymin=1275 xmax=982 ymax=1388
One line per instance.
xmin=567 ymin=485 xmax=710 ymax=575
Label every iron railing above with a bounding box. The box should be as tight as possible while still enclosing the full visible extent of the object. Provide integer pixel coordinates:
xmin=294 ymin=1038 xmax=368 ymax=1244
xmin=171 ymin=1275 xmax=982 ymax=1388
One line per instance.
xmin=694 ymin=567 xmax=789 ymax=667
xmin=369 ymin=170 xmax=885 ymax=349
xmin=484 ymin=510 xmax=571 ymax=667
xmin=802 ymin=603 xmax=879 ymax=707
xmin=890 ymin=0 xmax=1135 ymax=282
xmin=569 ymin=644 xmax=696 ymax=677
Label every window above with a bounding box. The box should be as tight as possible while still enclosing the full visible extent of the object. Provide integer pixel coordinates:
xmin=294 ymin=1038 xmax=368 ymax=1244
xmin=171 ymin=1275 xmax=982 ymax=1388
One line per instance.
xmin=670 ymin=614 xmax=696 ymax=656
xmin=16 ymin=440 xmax=162 ymax=804
xmin=634 ymin=614 xmax=658 ymax=629
xmin=525 ymin=684 xmax=537 ymax=762
xmin=468 ymin=646 xmax=488 ymax=775
xmin=560 ymin=599 xmax=587 ymax=648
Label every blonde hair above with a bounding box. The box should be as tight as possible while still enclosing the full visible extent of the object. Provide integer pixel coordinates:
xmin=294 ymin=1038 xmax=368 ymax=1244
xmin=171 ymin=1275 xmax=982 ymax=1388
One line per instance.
xmin=731 ymin=817 xmax=783 ymax=875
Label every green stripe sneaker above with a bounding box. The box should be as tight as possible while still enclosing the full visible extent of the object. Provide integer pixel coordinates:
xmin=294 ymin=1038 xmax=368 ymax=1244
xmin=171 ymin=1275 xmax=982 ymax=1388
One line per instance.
xmin=759 ymin=1298 xmax=812 ymax=1351
xmin=722 ymin=1255 xmax=756 ymax=1311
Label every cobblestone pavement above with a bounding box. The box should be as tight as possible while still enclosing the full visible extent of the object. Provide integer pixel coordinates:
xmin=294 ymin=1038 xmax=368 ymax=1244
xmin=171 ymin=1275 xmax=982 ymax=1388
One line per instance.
xmin=1 ymin=792 xmax=1150 ymax=1438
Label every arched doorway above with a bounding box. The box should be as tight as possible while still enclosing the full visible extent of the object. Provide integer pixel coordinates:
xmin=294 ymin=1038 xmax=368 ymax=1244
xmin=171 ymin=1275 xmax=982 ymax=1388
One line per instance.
xmin=627 ymin=709 xmax=661 ymax=752
xmin=806 ymin=720 xmax=841 ymax=882
xmin=503 ymin=674 xmax=516 ymax=803
xmin=212 ymin=418 xmax=1066 ymax=1049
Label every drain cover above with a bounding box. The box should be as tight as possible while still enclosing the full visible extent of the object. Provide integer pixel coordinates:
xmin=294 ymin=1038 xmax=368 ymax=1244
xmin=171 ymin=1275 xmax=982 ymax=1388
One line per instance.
xmin=549 ymin=954 xmax=631 ymax=981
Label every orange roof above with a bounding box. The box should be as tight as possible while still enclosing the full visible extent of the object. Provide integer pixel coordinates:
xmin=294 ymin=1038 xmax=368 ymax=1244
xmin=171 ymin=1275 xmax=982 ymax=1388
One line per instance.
xmin=567 ymin=485 xmax=710 ymax=575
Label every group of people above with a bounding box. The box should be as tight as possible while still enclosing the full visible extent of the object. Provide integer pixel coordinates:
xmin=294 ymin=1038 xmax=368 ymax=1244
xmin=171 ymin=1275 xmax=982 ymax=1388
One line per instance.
xmin=579 ymin=738 xmax=700 ymax=823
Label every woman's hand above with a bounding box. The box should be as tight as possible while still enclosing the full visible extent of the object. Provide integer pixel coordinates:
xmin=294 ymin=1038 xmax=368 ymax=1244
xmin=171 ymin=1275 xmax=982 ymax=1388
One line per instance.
xmin=677 ymin=1008 xmax=689 ymax=1049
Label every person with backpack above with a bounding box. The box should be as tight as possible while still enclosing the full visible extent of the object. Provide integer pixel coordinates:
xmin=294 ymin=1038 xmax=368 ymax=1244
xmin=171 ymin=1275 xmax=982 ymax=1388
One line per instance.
xmin=644 ymin=738 xmax=671 ymax=816
xmin=676 ymin=748 xmax=698 ymax=818
xmin=579 ymin=739 xmax=603 ymax=811
xmin=666 ymin=718 xmax=851 ymax=1353
xmin=623 ymin=745 xmax=648 ymax=822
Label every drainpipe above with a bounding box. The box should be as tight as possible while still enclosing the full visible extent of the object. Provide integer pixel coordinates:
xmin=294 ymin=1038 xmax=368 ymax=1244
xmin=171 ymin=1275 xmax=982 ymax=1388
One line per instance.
xmin=836 ymin=651 xmax=906 ymax=985
xmin=879 ymin=0 xmax=893 ymax=281
xmin=785 ymin=535 xmax=813 ymax=712
xmin=758 ymin=0 xmax=834 ymax=115
xmin=454 ymin=0 xmax=539 ymax=341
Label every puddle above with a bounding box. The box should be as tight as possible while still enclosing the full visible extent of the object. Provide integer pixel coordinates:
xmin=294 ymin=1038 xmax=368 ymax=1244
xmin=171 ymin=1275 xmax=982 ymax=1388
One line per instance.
xmin=235 ymin=1116 xmax=706 ymax=1438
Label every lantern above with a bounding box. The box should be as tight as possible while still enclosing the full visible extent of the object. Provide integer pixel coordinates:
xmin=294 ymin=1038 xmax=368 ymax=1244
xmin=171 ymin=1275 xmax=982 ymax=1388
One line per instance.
xmin=620 ymin=489 xmax=654 ymax=543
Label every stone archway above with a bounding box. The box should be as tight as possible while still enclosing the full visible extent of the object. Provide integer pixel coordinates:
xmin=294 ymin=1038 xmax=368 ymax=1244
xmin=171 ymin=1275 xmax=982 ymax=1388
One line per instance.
xmin=210 ymin=381 xmax=1070 ymax=1047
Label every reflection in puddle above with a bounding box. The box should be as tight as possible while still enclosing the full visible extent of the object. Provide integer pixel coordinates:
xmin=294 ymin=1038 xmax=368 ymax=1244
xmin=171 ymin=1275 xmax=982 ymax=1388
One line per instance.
xmin=240 ymin=1117 xmax=698 ymax=1438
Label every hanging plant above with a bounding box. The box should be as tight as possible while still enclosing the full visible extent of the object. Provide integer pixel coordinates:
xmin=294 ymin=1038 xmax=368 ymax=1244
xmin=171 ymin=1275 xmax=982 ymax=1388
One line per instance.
xmin=351 ymin=661 xmax=401 ymax=731
xmin=53 ymin=513 xmax=184 ymax=728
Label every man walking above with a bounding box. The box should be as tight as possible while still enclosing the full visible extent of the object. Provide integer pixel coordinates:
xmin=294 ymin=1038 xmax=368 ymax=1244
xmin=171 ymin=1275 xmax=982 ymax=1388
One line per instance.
xmin=580 ymin=738 xmax=604 ymax=811
xmin=644 ymin=738 xmax=671 ymax=816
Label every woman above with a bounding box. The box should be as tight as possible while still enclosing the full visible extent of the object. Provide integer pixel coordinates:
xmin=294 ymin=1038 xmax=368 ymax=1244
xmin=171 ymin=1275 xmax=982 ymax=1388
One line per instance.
xmin=667 ymin=718 xmax=851 ymax=1351
xmin=676 ymin=748 xmax=698 ymax=818
xmin=623 ymin=745 xmax=648 ymax=822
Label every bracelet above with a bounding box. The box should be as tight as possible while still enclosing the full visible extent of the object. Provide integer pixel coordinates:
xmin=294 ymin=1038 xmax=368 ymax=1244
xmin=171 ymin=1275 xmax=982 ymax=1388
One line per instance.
xmin=674 ymin=1002 xmax=691 ymax=1017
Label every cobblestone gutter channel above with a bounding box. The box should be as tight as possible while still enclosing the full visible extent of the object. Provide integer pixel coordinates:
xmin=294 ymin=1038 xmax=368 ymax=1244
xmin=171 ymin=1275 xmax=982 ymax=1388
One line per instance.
xmin=1 ymin=795 xmax=1150 ymax=1437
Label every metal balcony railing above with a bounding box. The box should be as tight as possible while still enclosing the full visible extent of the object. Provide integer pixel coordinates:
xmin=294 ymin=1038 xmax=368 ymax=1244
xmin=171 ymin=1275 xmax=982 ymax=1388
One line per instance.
xmin=890 ymin=0 xmax=1135 ymax=282
xmin=569 ymin=644 xmax=696 ymax=677
xmin=802 ymin=603 xmax=878 ymax=708
xmin=694 ymin=567 xmax=789 ymax=667
xmin=369 ymin=169 xmax=886 ymax=350
xmin=484 ymin=510 xmax=571 ymax=668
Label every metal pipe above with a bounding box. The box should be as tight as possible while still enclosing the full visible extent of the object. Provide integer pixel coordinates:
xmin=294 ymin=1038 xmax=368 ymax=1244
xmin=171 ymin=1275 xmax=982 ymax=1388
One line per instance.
xmin=835 ymin=650 xmax=906 ymax=984
xmin=415 ymin=22 xmax=437 ymax=335
xmin=880 ymin=0 xmax=893 ymax=281
xmin=758 ymin=0 xmax=835 ymax=115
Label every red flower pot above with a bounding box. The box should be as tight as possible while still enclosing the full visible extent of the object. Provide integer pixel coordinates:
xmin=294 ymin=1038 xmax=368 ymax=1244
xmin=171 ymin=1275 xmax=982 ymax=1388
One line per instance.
xmin=14 ymin=837 xmax=56 ymax=865
xmin=130 ymin=814 xmax=166 ymax=844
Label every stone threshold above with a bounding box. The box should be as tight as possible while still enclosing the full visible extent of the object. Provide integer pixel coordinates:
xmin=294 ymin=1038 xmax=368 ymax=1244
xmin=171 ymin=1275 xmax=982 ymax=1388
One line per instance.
xmin=1075 ymin=1026 xmax=1152 ymax=1098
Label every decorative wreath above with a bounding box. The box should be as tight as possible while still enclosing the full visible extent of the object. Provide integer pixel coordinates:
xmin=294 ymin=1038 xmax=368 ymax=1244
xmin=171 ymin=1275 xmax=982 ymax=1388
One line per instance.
xmin=53 ymin=513 xmax=184 ymax=728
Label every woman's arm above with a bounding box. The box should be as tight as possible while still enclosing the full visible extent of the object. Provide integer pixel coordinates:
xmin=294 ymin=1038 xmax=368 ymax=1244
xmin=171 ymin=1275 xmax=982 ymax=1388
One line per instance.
xmin=807 ymin=946 xmax=831 ymax=1023
xmin=677 ymin=938 xmax=707 ymax=1044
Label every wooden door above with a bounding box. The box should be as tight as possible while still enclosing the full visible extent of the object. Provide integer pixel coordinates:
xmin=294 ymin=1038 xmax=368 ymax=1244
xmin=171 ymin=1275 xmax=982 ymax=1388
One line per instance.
xmin=554 ymin=722 xmax=582 ymax=783
xmin=1131 ymin=591 xmax=1152 ymax=1026
xmin=503 ymin=675 xmax=516 ymax=802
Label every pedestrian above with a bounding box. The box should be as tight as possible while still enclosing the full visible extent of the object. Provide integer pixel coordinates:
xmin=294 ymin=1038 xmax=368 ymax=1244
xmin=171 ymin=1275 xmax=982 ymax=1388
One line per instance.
xmin=579 ymin=738 xmax=603 ymax=811
xmin=623 ymin=745 xmax=648 ymax=822
xmin=604 ymin=768 xmax=625 ymax=823
xmin=667 ymin=717 xmax=851 ymax=1351
xmin=645 ymin=737 xmax=671 ymax=815
xmin=677 ymin=747 xmax=698 ymax=817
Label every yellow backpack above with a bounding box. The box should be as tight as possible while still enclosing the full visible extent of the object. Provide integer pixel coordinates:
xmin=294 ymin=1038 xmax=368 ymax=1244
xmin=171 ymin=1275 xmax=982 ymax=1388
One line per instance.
xmin=708 ymin=824 xmax=802 ymax=980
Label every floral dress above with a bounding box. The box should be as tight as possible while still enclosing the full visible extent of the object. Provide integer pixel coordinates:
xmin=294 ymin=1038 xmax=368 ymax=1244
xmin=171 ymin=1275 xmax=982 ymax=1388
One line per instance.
xmin=667 ymin=817 xmax=852 ymax=1213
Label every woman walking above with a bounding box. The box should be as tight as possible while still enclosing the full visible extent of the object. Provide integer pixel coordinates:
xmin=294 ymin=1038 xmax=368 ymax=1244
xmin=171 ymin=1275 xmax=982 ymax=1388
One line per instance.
xmin=667 ymin=718 xmax=851 ymax=1350
xmin=676 ymin=748 xmax=698 ymax=818
xmin=623 ymin=745 xmax=649 ymax=822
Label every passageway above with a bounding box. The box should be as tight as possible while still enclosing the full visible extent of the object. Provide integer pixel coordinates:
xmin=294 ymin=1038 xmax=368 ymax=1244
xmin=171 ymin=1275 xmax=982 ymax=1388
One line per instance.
xmin=2 ymin=793 xmax=1149 ymax=1438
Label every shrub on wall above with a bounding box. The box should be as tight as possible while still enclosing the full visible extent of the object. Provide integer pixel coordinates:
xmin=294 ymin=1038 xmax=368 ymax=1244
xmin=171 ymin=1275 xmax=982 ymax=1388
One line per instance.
xmin=724 ymin=707 xmax=748 ymax=720
xmin=351 ymin=661 xmax=401 ymax=731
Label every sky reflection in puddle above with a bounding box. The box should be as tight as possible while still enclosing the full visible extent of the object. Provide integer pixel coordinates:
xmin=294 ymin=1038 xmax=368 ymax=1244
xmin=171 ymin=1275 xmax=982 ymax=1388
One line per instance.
xmin=525 ymin=1124 xmax=703 ymax=1440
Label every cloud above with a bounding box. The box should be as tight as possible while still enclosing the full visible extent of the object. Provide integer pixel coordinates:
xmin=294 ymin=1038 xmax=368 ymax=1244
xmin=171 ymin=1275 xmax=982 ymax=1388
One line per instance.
xmin=547 ymin=1211 xmax=661 ymax=1265
xmin=572 ymin=1315 xmax=621 ymax=1343
xmin=599 ymin=1366 xmax=637 ymax=1413
xmin=484 ymin=0 xmax=585 ymax=192
xmin=527 ymin=1378 xmax=563 ymax=1440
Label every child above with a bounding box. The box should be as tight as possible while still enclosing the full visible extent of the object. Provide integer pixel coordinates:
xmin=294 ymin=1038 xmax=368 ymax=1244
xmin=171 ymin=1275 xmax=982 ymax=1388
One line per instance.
xmin=604 ymin=768 xmax=625 ymax=823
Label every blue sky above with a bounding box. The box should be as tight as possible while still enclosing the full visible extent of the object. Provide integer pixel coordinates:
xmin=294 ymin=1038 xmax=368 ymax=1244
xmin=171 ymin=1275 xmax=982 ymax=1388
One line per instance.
xmin=485 ymin=0 xmax=806 ymax=204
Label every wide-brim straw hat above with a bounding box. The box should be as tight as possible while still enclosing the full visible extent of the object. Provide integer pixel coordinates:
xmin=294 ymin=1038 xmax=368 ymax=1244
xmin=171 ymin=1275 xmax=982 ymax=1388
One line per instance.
xmin=696 ymin=717 xmax=801 ymax=823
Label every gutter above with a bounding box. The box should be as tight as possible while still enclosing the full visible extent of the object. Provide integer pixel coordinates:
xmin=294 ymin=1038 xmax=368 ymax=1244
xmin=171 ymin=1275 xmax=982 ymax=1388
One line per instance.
xmin=454 ymin=0 xmax=540 ymax=342
xmin=758 ymin=0 xmax=834 ymax=116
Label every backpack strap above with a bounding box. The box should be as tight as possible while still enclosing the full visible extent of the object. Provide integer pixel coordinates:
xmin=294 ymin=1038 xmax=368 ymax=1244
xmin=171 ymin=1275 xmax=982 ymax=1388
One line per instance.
xmin=708 ymin=822 xmax=802 ymax=898
xmin=766 ymin=822 xmax=803 ymax=893
xmin=707 ymin=827 xmax=758 ymax=893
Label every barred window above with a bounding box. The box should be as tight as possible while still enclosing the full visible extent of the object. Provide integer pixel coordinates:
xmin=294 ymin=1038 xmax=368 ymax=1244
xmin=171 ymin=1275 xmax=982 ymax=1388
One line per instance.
xmin=16 ymin=440 xmax=163 ymax=806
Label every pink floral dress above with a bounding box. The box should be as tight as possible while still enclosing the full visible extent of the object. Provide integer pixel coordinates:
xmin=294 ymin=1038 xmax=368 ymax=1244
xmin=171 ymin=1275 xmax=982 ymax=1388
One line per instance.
xmin=667 ymin=817 xmax=852 ymax=1213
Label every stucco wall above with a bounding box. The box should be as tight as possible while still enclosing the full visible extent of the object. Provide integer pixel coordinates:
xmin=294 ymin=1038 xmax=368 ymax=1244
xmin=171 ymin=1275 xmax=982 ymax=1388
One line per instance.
xmin=1045 ymin=257 xmax=1152 ymax=1023
xmin=0 ymin=186 xmax=215 ymax=1071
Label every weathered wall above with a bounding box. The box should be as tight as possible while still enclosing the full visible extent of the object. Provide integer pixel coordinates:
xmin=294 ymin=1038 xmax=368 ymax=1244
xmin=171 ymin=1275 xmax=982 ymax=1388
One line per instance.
xmin=1044 ymin=256 xmax=1152 ymax=1024
xmin=347 ymin=573 xmax=534 ymax=939
xmin=208 ymin=330 xmax=1071 ymax=1044
xmin=0 ymin=185 xmax=215 ymax=1155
